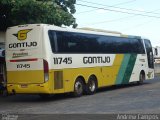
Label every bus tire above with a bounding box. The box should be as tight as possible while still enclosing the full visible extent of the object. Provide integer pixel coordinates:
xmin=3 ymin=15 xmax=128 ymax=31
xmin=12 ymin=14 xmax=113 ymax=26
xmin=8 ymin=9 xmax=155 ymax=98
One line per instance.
xmin=137 ymin=71 xmax=145 ymax=84
xmin=72 ymin=78 xmax=84 ymax=97
xmin=86 ymin=76 xmax=97 ymax=95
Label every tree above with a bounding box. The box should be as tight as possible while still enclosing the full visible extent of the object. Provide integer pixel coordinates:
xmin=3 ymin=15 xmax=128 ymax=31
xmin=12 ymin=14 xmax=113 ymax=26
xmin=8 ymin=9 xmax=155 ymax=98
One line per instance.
xmin=0 ymin=0 xmax=77 ymax=31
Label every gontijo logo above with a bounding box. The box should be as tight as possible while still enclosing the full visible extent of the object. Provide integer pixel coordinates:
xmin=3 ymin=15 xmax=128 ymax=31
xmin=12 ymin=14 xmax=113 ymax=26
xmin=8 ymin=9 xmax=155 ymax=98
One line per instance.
xmin=13 ymin=29 xmax=32 ymax=41
xmin=9 ymin=29 xmax=37 ymax=48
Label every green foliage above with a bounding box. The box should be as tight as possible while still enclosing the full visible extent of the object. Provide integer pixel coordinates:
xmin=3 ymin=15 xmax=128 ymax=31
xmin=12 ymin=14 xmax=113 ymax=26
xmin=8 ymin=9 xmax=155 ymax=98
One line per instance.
xmin=0 ymin=0 xmax=77 ymax=31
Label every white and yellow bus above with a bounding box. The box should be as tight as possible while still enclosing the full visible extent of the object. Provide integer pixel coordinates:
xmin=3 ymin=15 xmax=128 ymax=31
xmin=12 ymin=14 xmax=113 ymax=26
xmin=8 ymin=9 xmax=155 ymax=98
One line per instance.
xmin=5 ymin=24 xmax=154 ymax=97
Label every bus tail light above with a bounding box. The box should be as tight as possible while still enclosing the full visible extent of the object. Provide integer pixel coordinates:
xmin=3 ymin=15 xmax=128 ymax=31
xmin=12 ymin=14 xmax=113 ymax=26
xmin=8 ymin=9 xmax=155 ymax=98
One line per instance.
xmin=43 ymin=59 xmax=49 ymax=82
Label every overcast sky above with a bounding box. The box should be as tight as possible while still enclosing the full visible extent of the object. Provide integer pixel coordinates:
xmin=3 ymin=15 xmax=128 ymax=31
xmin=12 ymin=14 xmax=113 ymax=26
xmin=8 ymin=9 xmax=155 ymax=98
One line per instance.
xmin=75 ymin=0 xmax=160 ymax=47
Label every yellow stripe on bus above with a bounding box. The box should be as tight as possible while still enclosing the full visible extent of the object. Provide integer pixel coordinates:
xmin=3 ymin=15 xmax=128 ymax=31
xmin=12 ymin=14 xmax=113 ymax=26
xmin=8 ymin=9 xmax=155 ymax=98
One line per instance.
xmin=102 ymin=54 xmax=124 ymax=86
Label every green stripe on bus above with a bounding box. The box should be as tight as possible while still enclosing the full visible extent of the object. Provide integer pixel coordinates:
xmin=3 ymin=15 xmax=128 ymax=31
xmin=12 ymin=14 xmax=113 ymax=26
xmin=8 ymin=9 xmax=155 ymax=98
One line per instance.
xmin=122 ymin=54 xmax=137 ymax=84
xmin=116 ymin=54 xmax=131 ymax=84
xmin=116 ymin=54 xmax=137 ymax=84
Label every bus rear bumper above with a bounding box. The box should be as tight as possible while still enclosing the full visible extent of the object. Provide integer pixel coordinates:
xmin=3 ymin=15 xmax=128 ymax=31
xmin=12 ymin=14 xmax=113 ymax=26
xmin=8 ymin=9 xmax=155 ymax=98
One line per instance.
xmin=7 ymin=82 xmax=51 ymax=94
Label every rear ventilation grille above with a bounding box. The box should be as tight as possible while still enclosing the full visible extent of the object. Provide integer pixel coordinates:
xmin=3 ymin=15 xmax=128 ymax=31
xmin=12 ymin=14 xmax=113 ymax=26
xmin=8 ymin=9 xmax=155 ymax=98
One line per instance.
xmin=54 ymin=71 xmax=63 ymax=89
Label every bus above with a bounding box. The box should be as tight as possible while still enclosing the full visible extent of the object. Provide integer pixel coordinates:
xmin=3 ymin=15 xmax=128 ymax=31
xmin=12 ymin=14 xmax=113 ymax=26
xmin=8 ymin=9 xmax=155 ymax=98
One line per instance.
xmin=5 ymin=24 xmax=154 ymax=97
xmin=153 ymin=46 xmax=160 ymax=63
xmin=0 ymin=48 xmax=6 ymax=94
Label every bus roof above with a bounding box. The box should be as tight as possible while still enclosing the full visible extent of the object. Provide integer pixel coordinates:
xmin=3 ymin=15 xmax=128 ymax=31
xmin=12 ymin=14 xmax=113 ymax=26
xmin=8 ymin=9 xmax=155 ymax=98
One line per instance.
xmin=77 ymin=27 xmax=122 ymax=35
xmin=7 ymin=24 xmax=143 ymax=39
xmin=121 ymin=34 xmax=141 ymax=39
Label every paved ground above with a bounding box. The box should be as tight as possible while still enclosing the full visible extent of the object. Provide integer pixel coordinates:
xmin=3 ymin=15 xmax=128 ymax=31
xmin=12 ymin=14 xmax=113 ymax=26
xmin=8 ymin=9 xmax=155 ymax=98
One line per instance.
xmin=0 ymin=75 xmax=160 ymax=115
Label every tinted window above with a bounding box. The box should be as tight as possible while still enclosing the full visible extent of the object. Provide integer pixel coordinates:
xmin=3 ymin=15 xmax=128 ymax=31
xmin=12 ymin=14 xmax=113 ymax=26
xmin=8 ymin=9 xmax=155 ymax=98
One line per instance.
xmin=155 ymin=48 xmax=158 ymax=55
xmin=48 ymin=30 xmax=145 ymax=54
xmin=144 ymin=39 xmax=154 ymax=68
xmin=48 ymin=31 xmax=56 ymax=52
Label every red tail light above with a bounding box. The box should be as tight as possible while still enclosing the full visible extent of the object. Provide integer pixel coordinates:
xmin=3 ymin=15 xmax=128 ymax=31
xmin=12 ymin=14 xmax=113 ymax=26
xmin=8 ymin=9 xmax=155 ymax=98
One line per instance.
xmin=10 ymin=58 xmax=38 ymax=62
xmin=43 ymin=59 xmax=49 ymax=82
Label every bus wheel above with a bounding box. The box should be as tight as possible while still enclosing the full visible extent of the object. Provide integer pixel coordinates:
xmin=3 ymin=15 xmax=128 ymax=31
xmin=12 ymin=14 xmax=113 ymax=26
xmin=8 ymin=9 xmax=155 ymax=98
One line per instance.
xmin=86 ymin=76 xmax=97 ymax=95
xmin=138 ymin=72 xmax=145 ymax=84
xmin=73 ymin=78 xmax=84 ymax=97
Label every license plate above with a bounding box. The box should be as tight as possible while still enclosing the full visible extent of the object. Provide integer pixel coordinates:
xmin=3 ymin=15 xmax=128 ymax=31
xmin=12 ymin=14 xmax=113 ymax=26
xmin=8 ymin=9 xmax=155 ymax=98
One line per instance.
xmin=21 ymin=84 xmax=28 ymax=88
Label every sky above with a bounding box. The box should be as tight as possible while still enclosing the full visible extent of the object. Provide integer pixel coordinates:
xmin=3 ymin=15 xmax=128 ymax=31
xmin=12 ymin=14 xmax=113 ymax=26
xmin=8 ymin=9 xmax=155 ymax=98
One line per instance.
xmin=74 ymin=0 xmax=160 ymax=47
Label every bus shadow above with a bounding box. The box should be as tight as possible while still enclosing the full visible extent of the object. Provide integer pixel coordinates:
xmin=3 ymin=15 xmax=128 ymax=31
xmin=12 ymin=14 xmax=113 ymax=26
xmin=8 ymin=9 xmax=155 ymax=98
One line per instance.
xmin=0 ymin=93 xmax=72 ymax=103
xmin=97 ymin=82 xmax=149 ymax=93
xmin=0 ymin=82 xmax=150 ymax=103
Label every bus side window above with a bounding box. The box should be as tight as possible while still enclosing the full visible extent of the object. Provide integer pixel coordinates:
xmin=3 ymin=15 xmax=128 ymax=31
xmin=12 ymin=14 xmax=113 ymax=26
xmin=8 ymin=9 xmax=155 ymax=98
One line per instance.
xmin=155 ymin=48 xmax=158 ymax=56
xmin=48 ymin=30 xmax=57 ymax=53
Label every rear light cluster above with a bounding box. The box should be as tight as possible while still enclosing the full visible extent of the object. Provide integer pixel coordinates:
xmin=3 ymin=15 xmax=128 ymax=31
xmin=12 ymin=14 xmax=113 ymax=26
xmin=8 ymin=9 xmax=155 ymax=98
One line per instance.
xmin=9 ymin=58 xmax=49 ymax=82
xmin=43 ymin=59 xmax=49 ymax=82
xmin=10 ymin=58 xmax=38 ymax=62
